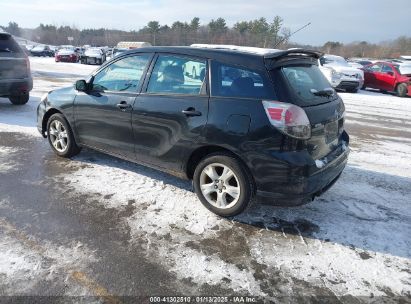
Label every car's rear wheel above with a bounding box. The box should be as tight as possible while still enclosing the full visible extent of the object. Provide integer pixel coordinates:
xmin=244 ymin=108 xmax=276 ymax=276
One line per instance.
xmin=47 ymin=113 xmax=81 ymax=158
xmin=193 ymin=153 xmax=254 ymax=217
xmin=396 ymin=83 xmax=408 ymax=97
xmin=9 ymin=94 xmax=29 ymax=105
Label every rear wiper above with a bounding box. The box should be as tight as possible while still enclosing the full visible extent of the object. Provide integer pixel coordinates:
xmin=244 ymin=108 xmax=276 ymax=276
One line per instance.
xmin=310 ymin=87 xmax=334 ymax=97
xmin=0 ymin=48 xmax=12 ymax=52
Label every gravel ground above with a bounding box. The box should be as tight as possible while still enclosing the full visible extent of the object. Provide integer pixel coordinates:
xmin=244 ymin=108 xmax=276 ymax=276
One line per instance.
xmin=0 ymin=57 xmax=410 ymax=303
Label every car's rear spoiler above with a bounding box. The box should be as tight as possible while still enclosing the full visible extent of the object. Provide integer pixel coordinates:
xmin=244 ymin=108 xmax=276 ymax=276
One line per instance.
xmin=264 ymin=48 xmax=323 ymax=70
xmin=264 ymin=48 xmax=323 ymax=60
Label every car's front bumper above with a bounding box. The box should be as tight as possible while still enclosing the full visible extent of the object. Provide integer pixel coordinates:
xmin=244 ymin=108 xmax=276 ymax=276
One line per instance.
xmin=331 ymin=76 xmax=363 ymax=91
xmin=37 ymin=100 xmax=47 ymax=137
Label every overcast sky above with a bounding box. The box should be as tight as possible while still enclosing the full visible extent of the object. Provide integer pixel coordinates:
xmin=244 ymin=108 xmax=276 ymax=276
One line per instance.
xmin=0 ymin=0 xmax=409 ymax=45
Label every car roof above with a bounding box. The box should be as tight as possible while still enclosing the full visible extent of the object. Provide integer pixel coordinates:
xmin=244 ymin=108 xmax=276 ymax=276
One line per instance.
xmin=119 ymin=46 xmax=322 ymax=70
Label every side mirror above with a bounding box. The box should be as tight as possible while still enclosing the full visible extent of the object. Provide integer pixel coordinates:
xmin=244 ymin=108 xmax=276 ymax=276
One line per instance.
xmin=75 ymin=79 xmax=88 ymax=92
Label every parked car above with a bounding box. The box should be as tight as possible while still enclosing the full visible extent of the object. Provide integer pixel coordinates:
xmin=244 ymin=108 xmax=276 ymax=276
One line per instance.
xmin=348 ymin=59 xmax=373 ymax=67
xmin=30 ymin=45 xmax=54 ymax=57
xmin=81 ymin=47 xmax=105 ymax=64
xmin=0 ymin=31 xmax=32 ymax=105
xmin=105 ymin=48 xmax=128 ymax=61
xmin=37 ymin=46 xmax=349 ymax=217
xmin=55 ymin=47 xmax=79 ymax=63
xmin=362 ymin=62 xmax=411 ymax=97
xmin=319 ymin=54 xmax=364 ymax=93
xmin=116 ymin=41 xmax=152 ymax=49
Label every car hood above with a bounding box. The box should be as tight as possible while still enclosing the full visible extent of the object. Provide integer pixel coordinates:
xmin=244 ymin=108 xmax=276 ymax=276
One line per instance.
xmin=85 ymin=51 xmax=101 ymax=58
xmin=399 ymin=66 xmax=411 ymax=76
xmin=324 ymin=64 xmax=364 ymax=77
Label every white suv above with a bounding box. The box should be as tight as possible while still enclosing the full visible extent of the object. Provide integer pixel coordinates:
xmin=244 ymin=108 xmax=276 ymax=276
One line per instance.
xmin=319 ymin=55 xmax=364 ymax=93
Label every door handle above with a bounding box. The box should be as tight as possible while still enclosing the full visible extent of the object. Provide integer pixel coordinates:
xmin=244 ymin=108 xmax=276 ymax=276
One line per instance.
xmin=116 ymin=101 xmax=132 ymax=110
xmin=182 ymin=108 xmax=202 ymax=117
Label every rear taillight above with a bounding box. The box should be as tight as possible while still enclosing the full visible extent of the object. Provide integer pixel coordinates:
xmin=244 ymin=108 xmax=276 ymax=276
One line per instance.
xmin=262 ymin=100 xmax=311 ymax=139
xmin=25 ymin=56 xmax=30 ymax=73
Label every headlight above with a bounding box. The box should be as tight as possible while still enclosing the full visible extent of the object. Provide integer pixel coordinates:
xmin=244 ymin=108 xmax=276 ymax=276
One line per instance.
xmin=331 ymin=70 xmax=342 ymax=79
xmin=40 ymin=93 xmax=48 ymax=102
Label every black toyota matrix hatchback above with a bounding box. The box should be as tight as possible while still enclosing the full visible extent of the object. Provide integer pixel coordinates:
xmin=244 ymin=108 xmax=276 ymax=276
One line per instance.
xmin=37 ymin=46 xmax=349 ymax=216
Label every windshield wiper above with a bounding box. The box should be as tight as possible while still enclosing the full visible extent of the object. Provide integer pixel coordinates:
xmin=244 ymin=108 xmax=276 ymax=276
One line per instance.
xmin=310 ymin=87 xmax=334 ymax=97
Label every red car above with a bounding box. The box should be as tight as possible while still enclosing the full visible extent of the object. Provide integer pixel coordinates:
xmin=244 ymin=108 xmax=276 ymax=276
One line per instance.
xmin=362 ymin=62 xmax=411 ymax=97
xmin=55 ymin=48 xmax=79 ymax=63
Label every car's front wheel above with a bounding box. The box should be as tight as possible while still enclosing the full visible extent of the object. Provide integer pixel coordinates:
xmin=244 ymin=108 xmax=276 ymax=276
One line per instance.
xmin=47 ymin=113 xmax=81 ymax=158
xmin=193 ymin=153 xmax=254 ymax=217
xmin=9 ymin=94 xmax=29 ymax=105
xmin=396 ymin=83 xmax=408 ymax=97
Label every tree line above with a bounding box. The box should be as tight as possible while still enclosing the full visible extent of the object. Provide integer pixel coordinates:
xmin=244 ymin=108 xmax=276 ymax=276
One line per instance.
xmin=1 ymin=19 xmax=410 ymax=59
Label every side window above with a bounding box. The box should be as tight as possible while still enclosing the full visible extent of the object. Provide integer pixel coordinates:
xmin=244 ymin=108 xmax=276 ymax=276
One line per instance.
xmin=369 ymin=64 xmax=382 ymax=72
xmin=213 ymin=62 xmax=269 ymax=99
xmin=147 ymin=55 xmax=206 ymax=95
xmin=92 ymin=54 xmax=151 ymax=92
xmin=382 ymin=65 xmax=393 ymax=73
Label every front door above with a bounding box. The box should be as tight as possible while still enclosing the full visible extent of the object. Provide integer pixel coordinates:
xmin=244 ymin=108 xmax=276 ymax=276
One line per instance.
xmin=364 ymin=63 xmax=382 ymax=89
xmin=380 ymin=64 xmax=397 ymax=91
xmin=132 ymin=54 xmax=208 ymax=172
xmin=74 ymin=53 xmax=152 ymax=158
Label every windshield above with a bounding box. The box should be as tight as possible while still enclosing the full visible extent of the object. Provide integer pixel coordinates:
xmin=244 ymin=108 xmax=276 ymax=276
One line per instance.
xmin=0 ymin=34 xmax=22 ymax=52
xmin=281 ymin=64 xmax=336 ymax=106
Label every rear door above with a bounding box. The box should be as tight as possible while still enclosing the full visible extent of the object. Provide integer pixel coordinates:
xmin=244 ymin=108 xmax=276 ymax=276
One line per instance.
xmin=132 ymin=53 xmax=208 ymax=172
xmin=74 ymin=53 xmax=152 ymax=158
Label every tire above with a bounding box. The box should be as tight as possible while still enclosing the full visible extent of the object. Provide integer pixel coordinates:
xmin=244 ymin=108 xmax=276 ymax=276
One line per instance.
xmin=9 ymin=94 xmax=29 ymax=105
xmin=396 ymin=83 xmax=408 ymax=97
xmin=346 ymin=88 xmax=358 ymax=93
xmin=46 ymin=113 xmax=81 ymax=158
xmin=193 ymin=153 xmax=255 ymax=217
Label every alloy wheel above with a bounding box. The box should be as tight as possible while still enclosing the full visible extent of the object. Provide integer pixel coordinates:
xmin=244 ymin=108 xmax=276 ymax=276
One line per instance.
xmin=199 ymin=163 xmax=241 ymax=209
xmin=49 ymin=120 xmax=68 ymax=152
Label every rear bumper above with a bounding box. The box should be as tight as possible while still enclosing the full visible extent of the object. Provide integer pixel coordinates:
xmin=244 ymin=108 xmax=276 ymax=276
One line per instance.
xmin=56 ymin=57 xmax=77 ymax=62
xmin=254 ymin=132 xmax=349 ymax=206
xmin=257 ymin=148 xmax=348 ymax=206
xmin=0 ymin=77 xmax=33 ymax=97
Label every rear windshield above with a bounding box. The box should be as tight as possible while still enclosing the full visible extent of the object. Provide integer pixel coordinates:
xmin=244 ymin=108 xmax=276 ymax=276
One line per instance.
xmin=0 ymin=34 xmax=22 ymax=53
xmin=280 ymin=64 xmax=336 ymax=106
